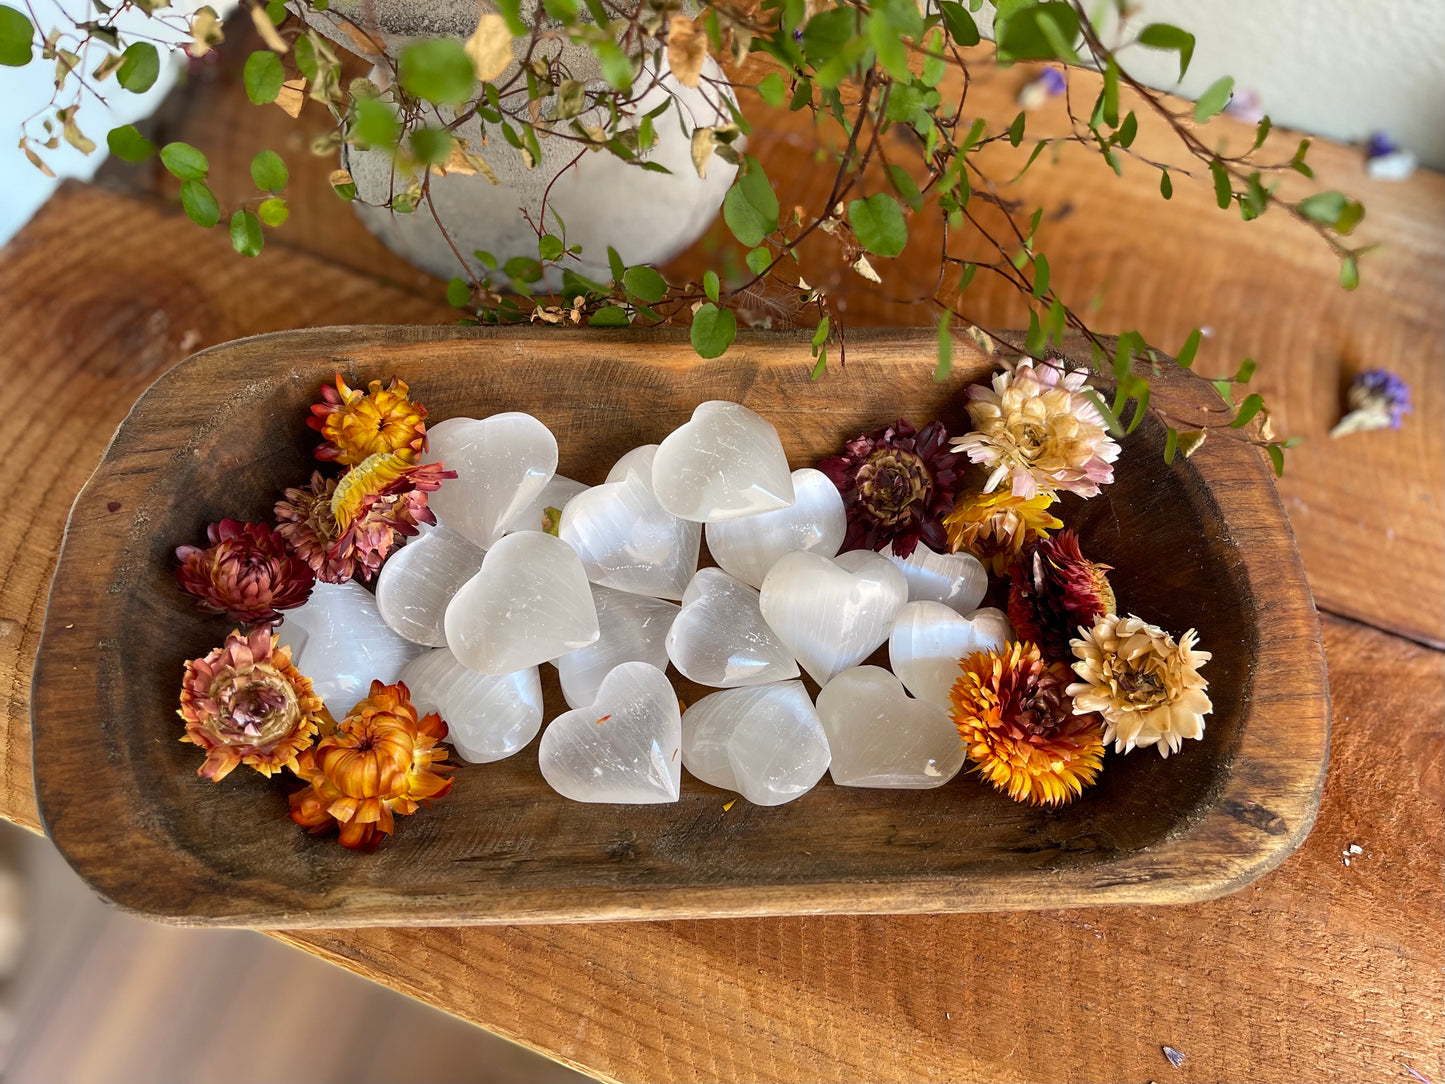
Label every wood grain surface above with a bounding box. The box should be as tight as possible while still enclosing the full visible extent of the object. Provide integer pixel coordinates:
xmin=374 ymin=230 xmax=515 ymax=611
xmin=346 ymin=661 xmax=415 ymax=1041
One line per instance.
xmin=0 ymin=20 xmax=1439 ymax=1079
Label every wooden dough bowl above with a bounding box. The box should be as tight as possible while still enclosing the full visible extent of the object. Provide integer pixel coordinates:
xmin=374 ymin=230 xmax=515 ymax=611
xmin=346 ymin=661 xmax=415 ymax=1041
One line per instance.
xmin=31 ymin=328 xmax=1329 ymax=927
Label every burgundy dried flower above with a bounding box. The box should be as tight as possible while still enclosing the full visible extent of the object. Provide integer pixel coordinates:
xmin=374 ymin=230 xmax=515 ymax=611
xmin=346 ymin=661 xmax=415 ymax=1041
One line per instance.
xmin=818 ymin=419 xmax=962 ymax=558
xmin=174 ymin=519 xmax=314 ymax=624
xmin=1007 ymin=529 xmax=1116 ymax=662
xmin=274 ymin=472 xmax=355 ymax=584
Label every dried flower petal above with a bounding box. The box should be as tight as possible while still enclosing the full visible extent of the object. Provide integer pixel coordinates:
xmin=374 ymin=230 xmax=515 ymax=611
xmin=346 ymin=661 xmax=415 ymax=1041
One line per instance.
xmin=289 ymin=679 xmax=454 ymax=851
xmin=1067 ymin=613 xmax=1212 ymax=758
xmin=179 ymin=627 xmax=324 ymax=781
xmin=943 ymin=489 xmax=1063 ymax=575
xmin=1008 ymin=529 xmax=1116 ymax=662
xmin=274 ymin=472 xmax=355 ymax=584
xmin=818 ymin=419 xmax=963 ymax=558
xmin=308 ymin=374 xmax=428 ymax=466
xmin=174 ymin=519 xmax=315 ymax=624
xmin=951 ymin=359 xmax=1120 ymax=499
xmin=329 ymin=453 xmax=457 ymax=581
xmin=950 ymin=641 xmax=1106 ymax=806
xmin=1330 ymin=368 xmax=1412 ymax=438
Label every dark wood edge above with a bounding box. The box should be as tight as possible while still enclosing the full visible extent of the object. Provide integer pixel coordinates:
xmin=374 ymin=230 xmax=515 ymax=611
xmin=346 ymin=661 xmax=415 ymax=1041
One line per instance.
xmin=31 ymin=326 xmax=1329 ymax=926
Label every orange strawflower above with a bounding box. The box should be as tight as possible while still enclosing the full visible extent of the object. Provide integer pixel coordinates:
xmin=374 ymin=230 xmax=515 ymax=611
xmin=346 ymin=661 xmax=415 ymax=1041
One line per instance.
xmin=950 ymin=641 xmax=1106 ymax=807
xmin=179 ymin=628 xmax=324 ymax=781
xmin=943 ymin=489 xmax=1063 ymax=575
xmin=308 ymin=374 xmax=427 ymax=466
xmin=289 ymin=680 xmax=454 ymax=851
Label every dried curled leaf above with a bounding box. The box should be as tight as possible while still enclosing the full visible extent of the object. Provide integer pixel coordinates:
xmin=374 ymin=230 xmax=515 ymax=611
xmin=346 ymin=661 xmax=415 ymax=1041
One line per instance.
xmin=1177 ymin=428 xmax=1207 ymax=457
xmin=464 ymin=13 xmax=513 ymax=82
xmin=690 ymin=126 xmax=715 ymax=179
xmin=851 ymin=254 xmax=881 ymax=282
xmin=189 ymin=6 xmax=224 ymax=57
xmin=248 ymin=1 xmax=289 ymax=54
xmin=666 ymin=14 xmax=707 ymax=89
xmin=274 ymin=78 xmax=306 ymax=118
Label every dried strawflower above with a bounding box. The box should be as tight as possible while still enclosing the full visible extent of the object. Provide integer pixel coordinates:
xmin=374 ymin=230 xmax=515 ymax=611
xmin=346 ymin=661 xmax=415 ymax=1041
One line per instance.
xmin=289 ymin=679 xmax=454 ymax=851
xmin=308 ymin=374 xmax=428 ymax=466
xmin=951 ymin=359 xmax=1120 ymax=499
xmin=818 ymin=418 xmax=962 ymax=558
xmin=1329 ymin=369 xmax=1412 ymax=438
xmin=950 ymin=641 xmax=1106 ymax=806
xmin=1067 ymin=613 xmax=1212 ymax=758
xmin=174 ymin=519 xmax=315 ymax=624
xmin=329 ymin=452 xmax=456 ymax=580
xmin=274 ymin=472 xmax=354 ymax=584
xmin=942 ymin=489 xmax=1063 ymax=575
xmin=179 ymin=627 xmax=324 ymax=781
xmin=1008 ymin=530 xmax=1116 ymax=662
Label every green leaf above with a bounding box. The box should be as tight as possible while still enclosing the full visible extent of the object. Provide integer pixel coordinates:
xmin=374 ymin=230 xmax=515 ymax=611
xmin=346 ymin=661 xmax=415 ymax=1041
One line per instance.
xmin=496 ymin=0 xmax=526 ymax=36
xmin=937 ymin=0 xmax=979 ymax=45
xmin=690 ymin=303 xmax=736 ymax=359
xmin=1164 ymin=426 xmax=1179 ymax=464
xmin=180 ymin=179 xmax=219 ymax=228
xmin=116 ymin=41 xmax=159 ymax=92
xmin=802 ymin=7 xmax=859 ymax=64
xmin=1176 ymin=328 xmax=1201 ymax=369
xmin=1082 ymin=386 xmax=1124 ymax=437
xmin=354 ymin=97 xmax=400 ymax=148
xmin=740 ymin=155 xmax=779 ymax=223
xmin=1136 ymin=23 xmax=1195 ymax=80
xmin=1252 ymin=115 xmax=1272 ymax=150
xmin=409 ymin=126 xmax=453 ymax=165
xmin=812 ymin=315 xmax=830 ymax=350
xmin=243 ymin=50 xmax=284 ymax=104
xmin=257 ymin=196 xmax=289 ymax=226
xmin=934 ymin=312 xmax=952 ymax=381
xmin=703 ymin=269 xmax=720 ymax=303
xmin=1159 ymin=168 xmax=1173 ymax=200
xmin=607 ymin=246 xmax=626 ymax=283
xmin=1266 ymin=443 xmax=1285 ymax=477
xmin=229 ymin=209 xmax=264 ymax=257
xmin=1032 ymin=253 xmax=1050 ymax=298
xmin=588 ymin=305 xmax=631 ymax=328
xmin=758 ymin=71 xmax=785 ymax=107
xmin=106 ymin=124 xmax=154 ymax=162
xmin=1230 ymin=392 xmax=1265 ymax=428
xmin=996 ymin=1 xmax=1080 ymax=61
xmin=810 ymin=347 xmax=827 ymax=380
xmin=593 ymin=39 xmax=633 ymax=91
xmin=1290 ymin=138 xmax=1314 ymax=179
xmin=723 ymin=164 xmax=777 ymax=248
xmin=887 ymin=164 xmax=923 ymax=213
xmin=398 ymin=38 xmax=475 ymax=104
xmin=1024 ymin=310 xmax=1045 ymax=356
xmin=745 ymin=246 xmax=772 ymax=276
xmin=1210 ymin=159 xmax=1232 ymax=210
xmin=847 ymin=193 xmax=907 ymax=258
xmin=1007 ymin=111 xmax=1025 ymax=148
xmin=623 ymin=265 xmax=667 ymax=304
xmin=0 ymin=5 xmax=35 ymax=67
xmin=446 ymin=277 xmax=471 ymax=307
xmin=538 ymin=234 xmax=564 ymax=261
xmin=1298 ymin=191 xmax=1365 ymax=234
xmin=1340 ymin=254 xmax=1359 ymax=291
xmin=1102 ymin=58 xmax=1119 ymax=127
xmin=503 ymin=256 xmax=543 ymax=283
xmin=1117 ymin=111 xmax=1137 ymax=149
xmin=1235 ymin=357 xmax=1257 ymax=383
xmin=867 ymin=10 xmax=910 ymax=79
xmin=250 ymin=149 xmax=288 ymax=191
xmin=161 ymin=142 xmax=208 ymax=180
xmin=1193 ymin=75 xmax=1234 ymax=123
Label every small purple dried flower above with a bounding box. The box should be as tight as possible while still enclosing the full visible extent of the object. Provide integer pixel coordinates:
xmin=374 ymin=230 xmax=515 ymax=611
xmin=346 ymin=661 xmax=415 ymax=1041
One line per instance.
xmin=1330 ymin=369 xmax=1412 ymax=438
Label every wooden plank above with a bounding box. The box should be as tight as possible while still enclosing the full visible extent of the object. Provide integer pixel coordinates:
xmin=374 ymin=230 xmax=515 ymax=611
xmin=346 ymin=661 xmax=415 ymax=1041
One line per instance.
xmin=101 ymin=21 xmax=1445 ymax=645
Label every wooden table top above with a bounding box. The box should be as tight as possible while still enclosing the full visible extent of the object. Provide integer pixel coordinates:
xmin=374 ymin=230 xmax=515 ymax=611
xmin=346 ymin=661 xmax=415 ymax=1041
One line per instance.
xmin=1 ymin=25 xmax=1440 ymax=1083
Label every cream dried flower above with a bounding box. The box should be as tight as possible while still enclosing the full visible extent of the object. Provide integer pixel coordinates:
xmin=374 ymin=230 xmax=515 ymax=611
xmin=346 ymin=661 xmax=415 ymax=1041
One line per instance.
xmin=951 ymin=359 xmax=1120 ymax=499
xmin=1066 ymin=613 xmax=1212 ymax=758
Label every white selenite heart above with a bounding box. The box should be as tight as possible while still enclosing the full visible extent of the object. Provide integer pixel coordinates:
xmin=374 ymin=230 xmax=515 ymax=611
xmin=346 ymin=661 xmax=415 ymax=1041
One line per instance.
xmin=681 ymin=682 xmax=831 ymax=806
xmin=758 ymin=549 xmax=908 ymax=686
xmin=422 ymin=412 xmax=558 ymax=548
xmin=538 ymin=661 xmax=682 ymax=803
xmin=555 ymin=586 xmax=680 ymax=709
xmin=605 ymin=444 xmax=659 ymax=483
xmin=815 ymin=666 xmax=965 ymax=788
xmin=888 ymin=602 xmax=1012 ymax=711
xmin=375 ymin=525 xmax=486 ymax=646
xmin=666 ymin=568 xmax=799 ymax=687
xmin=500 ymin=473 xmax=588 ymax=535
xmin=651 ymin=401 xmax=795 ymax=522
xmin=444 ymin=531 xmax=599 ymax=674
xmin=883 ymin=542 xmax=989 ymax=616
xmin=705 ymin=468 xmax=846 ymax=588
xmin=558 ymin=445 xmax=700 ymax=599
xmin=277 ymin=580 xmax=425 ymax=718
xmin=400 ymin=649 xmax=543 ymax=763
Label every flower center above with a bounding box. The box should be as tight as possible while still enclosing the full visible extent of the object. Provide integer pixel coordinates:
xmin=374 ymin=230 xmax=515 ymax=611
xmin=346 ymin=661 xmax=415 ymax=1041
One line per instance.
xmin=1117 ymin=668 xmax=1168 ymax=707
xmin=856 ymin=447 xmax=932 ymax=526
xmin=220 ymin=675 xmax=297 ymax=742
xmin=1017 ymin=422 xmax=1050 ymax=455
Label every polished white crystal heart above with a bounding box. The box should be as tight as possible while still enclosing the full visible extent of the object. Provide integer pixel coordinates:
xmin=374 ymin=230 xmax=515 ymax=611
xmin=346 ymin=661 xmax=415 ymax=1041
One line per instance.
xmin=374 ymin=525 xmax=486 ymax=646
xmin=444 ymin=531 xmax=599 ymax=674
xmin=605 ymin=444 xmax=659 ymax=483
xmin=500 ymin=473 xmax=588 ymax=535
xmin=758 ymin=549 xmax=908 ymax=686
xmin=276 ymin=580 xmax=425 ymax=718
xmin=666 ymin=568 xmax=799 ymax=687
xmin=651 ymin=401 xmax=795 ymax=522
xmin=558 ymin=445 xmax=700 ymax=599
xmin=681 ymin=682 xmax=831 ymax=806
xmin=883 ymin=542 xmax=989 ymax=615
xmin=555 ymin=586 xmax=680 ymax=709
xmin=538 ymin=661 xmax=682 ymax=803
xmin=704 ymin=468 xmax=846 ymax=588
xmin=815 ymin=666 xmax=965 ymax=788
xmin=400 ymin=649 xmax=543 ymax=763
xmin=888 ymin=602 xmax=1012 ymax=711
xmin=422 ymin=412 xmax=558 ymax=548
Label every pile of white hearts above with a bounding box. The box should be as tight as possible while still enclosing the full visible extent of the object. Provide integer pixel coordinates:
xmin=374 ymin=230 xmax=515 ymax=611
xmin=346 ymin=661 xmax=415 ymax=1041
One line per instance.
xmin=278 ymin=400 xmax=1009 ymax=807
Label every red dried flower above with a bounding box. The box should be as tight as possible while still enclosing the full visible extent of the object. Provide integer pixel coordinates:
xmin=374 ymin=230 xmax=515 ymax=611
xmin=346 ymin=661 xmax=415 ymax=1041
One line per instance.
xmin=1007 ymin=529 xmax=1116 ymax=661
xmin=274 ymin=472 xmax=354 ymax=584
xmin=818 ymin=419 xmax=962 ymax=558
xmin=174 ymin=519 xmax=314 ymax=624
xmin=330 ymin=453 xmax=456 ymax=581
